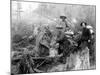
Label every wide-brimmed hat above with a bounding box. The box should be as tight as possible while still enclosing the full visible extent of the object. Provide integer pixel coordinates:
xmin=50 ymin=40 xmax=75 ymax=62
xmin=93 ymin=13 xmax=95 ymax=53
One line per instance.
xmin=60 ymin=16 xmax=67 ymax=20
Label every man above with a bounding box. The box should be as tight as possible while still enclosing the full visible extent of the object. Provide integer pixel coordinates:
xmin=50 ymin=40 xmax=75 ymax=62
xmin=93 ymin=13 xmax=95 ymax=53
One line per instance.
xmin=60 ymin=16 xmax=69 ymax=28
xmin=78 ymin=22 xmax=95 ymax=65
xmin=78 ymin=22 xmax=94 ymax=47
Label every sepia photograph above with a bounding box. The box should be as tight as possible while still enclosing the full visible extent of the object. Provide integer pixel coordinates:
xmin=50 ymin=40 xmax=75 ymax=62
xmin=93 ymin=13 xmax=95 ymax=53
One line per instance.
xmin=11 ymin=0 xmax=96 ymax=74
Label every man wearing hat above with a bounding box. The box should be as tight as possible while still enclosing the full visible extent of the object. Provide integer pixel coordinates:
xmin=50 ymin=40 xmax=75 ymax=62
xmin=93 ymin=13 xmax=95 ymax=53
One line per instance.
xmin=60 ymin=16 xmax=69 ymax=28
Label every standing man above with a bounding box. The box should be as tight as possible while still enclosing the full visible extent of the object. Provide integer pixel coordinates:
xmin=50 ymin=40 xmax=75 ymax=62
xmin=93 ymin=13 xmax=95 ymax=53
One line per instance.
xmin=60 ymin=16 xmax=69 ymax=28
xmin=78 ymin=22 xmax=95 ymax=66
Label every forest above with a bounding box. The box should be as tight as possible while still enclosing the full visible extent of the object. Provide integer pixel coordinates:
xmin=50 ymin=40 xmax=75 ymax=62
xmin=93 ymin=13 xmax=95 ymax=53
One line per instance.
xmin=11 ymin=1 xmax=96 ymax=74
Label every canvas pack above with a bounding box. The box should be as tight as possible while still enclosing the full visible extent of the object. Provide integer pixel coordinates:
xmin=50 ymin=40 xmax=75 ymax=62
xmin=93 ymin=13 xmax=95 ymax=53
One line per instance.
xmin=11 ymin=0 xmax=96 ymax=74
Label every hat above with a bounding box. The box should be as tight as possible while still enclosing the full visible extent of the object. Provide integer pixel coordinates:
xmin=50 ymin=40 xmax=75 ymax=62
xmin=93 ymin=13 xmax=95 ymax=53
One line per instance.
xmin=60 ymin=16 xmax=67 ymax=20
